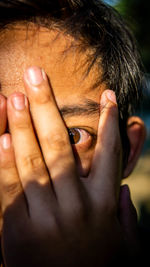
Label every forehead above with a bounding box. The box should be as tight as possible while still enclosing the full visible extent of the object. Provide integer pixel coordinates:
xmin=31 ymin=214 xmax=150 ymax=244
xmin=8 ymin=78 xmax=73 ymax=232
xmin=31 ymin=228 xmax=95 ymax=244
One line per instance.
xmin=0 ymin=23 xmax=105 ymax=103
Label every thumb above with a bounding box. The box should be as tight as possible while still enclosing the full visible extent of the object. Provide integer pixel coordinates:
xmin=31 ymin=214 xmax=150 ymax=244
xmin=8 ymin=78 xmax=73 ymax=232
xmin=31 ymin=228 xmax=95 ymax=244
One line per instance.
xmin=119 ymin=185 xmax=140 ymax=256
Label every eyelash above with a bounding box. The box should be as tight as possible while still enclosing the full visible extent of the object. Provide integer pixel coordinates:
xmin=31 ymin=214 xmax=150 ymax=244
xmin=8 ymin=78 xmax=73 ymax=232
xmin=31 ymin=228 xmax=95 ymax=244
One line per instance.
xmin=68 ymin=128 xmax=96 ymax=150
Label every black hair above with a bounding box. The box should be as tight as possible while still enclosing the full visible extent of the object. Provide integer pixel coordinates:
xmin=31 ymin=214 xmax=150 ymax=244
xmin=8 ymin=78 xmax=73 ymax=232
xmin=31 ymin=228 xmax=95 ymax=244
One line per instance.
xmin=0 ymin=0 xmax=144 ymax=164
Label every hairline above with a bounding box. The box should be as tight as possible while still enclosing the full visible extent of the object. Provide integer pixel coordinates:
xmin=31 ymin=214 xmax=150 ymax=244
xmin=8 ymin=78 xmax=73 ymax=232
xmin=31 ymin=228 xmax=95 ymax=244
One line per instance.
xmin=0 ymin=19 xmax=104 ymax=93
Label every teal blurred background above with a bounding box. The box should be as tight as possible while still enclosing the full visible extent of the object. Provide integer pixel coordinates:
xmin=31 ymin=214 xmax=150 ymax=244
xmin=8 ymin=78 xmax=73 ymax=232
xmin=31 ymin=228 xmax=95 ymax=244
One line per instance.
xmin=104 ymin=0 xmax=150 ymax=249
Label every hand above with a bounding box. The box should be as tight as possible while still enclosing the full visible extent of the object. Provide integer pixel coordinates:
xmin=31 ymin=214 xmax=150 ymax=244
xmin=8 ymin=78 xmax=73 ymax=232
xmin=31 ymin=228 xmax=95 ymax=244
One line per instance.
xmin=0 ymin=67 xmax=137 ymax=266
xmin=0 ymin=94 xmax=7 ymax=265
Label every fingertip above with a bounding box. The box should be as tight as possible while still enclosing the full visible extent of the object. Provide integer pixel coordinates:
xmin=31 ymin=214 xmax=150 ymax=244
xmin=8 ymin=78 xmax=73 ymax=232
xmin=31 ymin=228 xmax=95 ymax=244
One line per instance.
xmin=0 ymin=133 xmax=12 ymax=151
xmin=119 ymin=184 xmax=131 ymax=207
xmin=106 ymin=90 xmax=117 ymax=104
xmin=98 ymin=89 xmax=120 ymax=142
xmin=120 ymin=184 xmax=130 ymax=198
xmin=100 ymin=90 xmax=117 ymax=107
xmin=99 ymin=90 xmax=118 ymax=125
xmin=23 ymin=66 xmax=46 ymax=87
xmin=119 ymin=184 xmax=137 ymax=219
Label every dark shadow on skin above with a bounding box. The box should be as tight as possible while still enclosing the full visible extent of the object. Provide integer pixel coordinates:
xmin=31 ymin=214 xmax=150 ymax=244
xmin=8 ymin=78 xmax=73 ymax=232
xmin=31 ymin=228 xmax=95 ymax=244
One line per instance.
xmin=1 ymin=181 xmax=105 ymax=267
xmin=138 ymin=199 xmax=150 ymax=266
xmin=0 ymin=179 xmax=145 ymax=267
xmin=1 ymin=182 xmax=74 ymax=267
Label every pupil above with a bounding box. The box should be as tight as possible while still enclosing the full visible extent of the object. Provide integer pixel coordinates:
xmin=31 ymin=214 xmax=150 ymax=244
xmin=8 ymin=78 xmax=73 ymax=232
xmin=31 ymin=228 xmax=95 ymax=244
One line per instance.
xmin=68 ymin=129 xmax=80 ymax=144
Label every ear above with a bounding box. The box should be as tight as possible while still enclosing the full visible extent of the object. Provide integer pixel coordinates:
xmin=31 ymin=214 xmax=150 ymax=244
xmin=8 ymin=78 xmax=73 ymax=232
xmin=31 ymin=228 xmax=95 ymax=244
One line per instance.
xmin=123 ymin=116 xmax=146 ymax=178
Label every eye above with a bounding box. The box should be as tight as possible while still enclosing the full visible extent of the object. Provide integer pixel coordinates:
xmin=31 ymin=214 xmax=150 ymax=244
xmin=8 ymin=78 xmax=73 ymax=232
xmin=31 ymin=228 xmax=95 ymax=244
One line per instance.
xmin=68 ymin=128 xmax=91 ymax=145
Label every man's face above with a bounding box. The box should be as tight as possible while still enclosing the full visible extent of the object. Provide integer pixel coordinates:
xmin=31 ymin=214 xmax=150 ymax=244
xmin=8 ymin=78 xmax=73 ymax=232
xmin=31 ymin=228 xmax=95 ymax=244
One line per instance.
xmin=0 ymin=23 xmax=107 ymax=176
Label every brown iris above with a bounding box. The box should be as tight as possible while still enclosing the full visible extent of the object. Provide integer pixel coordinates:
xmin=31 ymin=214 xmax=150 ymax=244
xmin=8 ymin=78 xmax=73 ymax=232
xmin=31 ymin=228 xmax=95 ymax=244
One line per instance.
xmin=68 ymin=128 xmax=81 ymax=144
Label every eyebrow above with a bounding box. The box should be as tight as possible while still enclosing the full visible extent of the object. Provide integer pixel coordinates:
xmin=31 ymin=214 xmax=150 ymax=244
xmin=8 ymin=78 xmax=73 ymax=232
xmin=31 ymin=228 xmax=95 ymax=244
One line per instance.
xmin=60 ymin=98 xmax=100 ymax=117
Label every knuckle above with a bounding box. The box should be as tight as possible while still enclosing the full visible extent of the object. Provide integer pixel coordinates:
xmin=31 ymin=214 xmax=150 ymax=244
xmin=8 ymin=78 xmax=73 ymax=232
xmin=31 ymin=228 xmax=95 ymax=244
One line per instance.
xmin=101 ymin=104 xmax=117 ymax=120
xmin=3 ymin=181 xmax=21 ymax=198
xmin=47 ymin=132 xmax=69 ymax=151
xmin=68 ymin=202 xmax=87 ymax=225
xmin=20 ymin=153 xmax=44 ymax=171
xmin=107 ymin=102 xmax=118 ymax=116
xmin=34 ymin=91 xmax=51 ymax=105
xmin=0 ymin=158 xmax=14 ymax=169
xmin=32 ymin=214 xmax=60 ymax=238
xmin=13 ymin=120 xmax=32 ymax=131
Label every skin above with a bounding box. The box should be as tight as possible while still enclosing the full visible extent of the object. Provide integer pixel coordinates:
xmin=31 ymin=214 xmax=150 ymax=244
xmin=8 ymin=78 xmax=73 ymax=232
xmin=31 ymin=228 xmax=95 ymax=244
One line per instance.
xmin=0 ymin=24 xmax=107 ymax=177
xmin=0 ymin=23 xmax=143 ymax=266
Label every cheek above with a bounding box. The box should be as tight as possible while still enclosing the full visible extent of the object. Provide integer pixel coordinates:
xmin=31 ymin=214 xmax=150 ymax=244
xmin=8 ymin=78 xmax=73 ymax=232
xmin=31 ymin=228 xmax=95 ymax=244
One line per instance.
xmin=73 ymin=147 xmax=94 ymax=177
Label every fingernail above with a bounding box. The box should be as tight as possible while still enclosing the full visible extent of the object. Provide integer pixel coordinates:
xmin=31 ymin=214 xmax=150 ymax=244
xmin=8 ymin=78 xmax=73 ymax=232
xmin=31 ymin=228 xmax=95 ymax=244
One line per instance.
xmin=100 ymin=91 xmax=108 ymax=107
xmin=101 ymin=90 xmax=117 ymax=107
xmin=25 ymin=66 xmax=45 ymax=86
xmin=106 ymin=90 xmax=117 ymax=104
xmin=12 ymin=94 xmax=26 ymax=111
xmin=0 ymin=134 xmax=11 ymax=150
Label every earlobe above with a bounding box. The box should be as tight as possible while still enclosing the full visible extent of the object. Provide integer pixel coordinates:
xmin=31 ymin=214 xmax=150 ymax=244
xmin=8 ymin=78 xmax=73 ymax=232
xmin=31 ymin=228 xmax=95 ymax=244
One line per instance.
xmin=123 ymin=116 xmax=146 ymax=178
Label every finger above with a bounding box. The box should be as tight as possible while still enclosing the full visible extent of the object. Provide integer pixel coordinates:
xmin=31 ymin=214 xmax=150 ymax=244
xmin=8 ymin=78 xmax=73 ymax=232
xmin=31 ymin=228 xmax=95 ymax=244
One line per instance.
xmin=119 ymin=185 xmax=139 ymax=246
xmin=23 ymin=67 xmax=83 ymax=216
xmin=90 ymin=90 xmax=122 ymax=203
xmin=119 ymin=185 xmax=140 ymax=259
xmin=0 ymin=134 xmax=30 ymax=267
xmin=0 ymin=95 xmax=7 ymax=135
xmin=0 ymin=134 xmax=27 ymax=217
xmin=7 ymin=93 xmax=55 ymax=218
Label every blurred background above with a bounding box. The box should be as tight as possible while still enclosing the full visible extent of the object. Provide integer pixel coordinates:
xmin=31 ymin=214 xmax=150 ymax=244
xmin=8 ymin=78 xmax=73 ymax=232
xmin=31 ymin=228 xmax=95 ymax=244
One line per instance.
xmin=104 ymin=0 xmax=150 ymax=248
